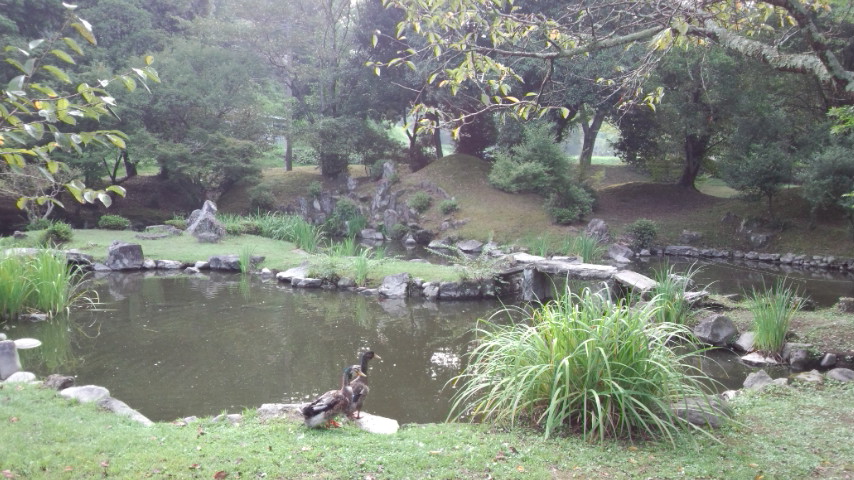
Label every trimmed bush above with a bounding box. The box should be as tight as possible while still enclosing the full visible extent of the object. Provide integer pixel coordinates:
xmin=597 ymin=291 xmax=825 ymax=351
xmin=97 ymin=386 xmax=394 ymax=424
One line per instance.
xmin=439 ymin=198 xmax=459 ymax=215
xmin=39 ymin=221 xmax=73 ymax=246
xmin=97 ymin=214 xmax=131 ymax=230
xmin=164 ymin=218 xmax=187 ymax=230
xmin=407 ymin=191 xmax=432 ymax=213
xmin=25 ymin=218 xmax=52 ymax=231
xmin=625 ymin=218 xmax=658 ymax=250
xmin=545 ymin=186 xmax=594 ymax=224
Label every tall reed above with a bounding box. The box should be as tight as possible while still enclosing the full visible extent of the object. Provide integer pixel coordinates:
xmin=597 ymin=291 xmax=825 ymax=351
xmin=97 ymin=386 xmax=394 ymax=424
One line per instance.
xmin=648 ymin=263 xmax=699 ymax=325
xmin=0 ymin=250 xmax=91 ymax=318
xmin=748 ymin=280 xmax=801 ymax=354
xmin=0 ymin=254 xmax=33 ymax=319
xmin=560 ymin=234 xmax=606 ymax=263
xmin=449 ymin=287 xmax=714 ymax=443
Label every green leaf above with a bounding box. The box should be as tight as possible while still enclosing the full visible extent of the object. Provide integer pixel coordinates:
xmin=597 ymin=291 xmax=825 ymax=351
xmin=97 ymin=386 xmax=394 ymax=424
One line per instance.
xmin=71 ymin=20 xmax=96 ymax=45
xmin=144 ymin=55 xmax=154 ymax=66
xmin=30 ymin=83 xmax=58 ymax=98
xmin=106 ymin=185 xmax=126 ymax=197
xmin=50 ymin=49 xmax=76 ymax=64
xmin=560 ymin=107 xmax=570 ymax=118
xmin=66 ymin=183 xmax=84 ymax=204
xmin=28 ymin=39 xmax=45 ymax=50
xmin=23 ymin=123 xmax=44 ymax=140
xmin=120 ymin=75 xmax=137 ymax=92
xmin=46 ymin=160 xmax=60 ymax=174
xmin=83 ymin=190 xmax=96 ymax=203
xmin=106 ymin=134 xmax=126 ymax=149
xmin=371 ymin=34 xmax=378 ymax=48
xmin=8 ymin=75 xmax=25 ymax=91
xmin=42 ymin=65 xmax=71 ymax=83
xmin=62 ymin=37 xmax=84 ymax=55
xmin=16 ymin=197 xmax=28 ymax=210
xmin=22 ymin=58 xmax=36 ymax=75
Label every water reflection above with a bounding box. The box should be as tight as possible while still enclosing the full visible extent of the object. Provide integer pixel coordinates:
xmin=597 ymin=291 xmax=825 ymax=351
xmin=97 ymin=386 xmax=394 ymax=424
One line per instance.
xmin=15 ymin=273 xmax=500 ymax=423
xmin=632 ymin=256 xmax=854 ymax=307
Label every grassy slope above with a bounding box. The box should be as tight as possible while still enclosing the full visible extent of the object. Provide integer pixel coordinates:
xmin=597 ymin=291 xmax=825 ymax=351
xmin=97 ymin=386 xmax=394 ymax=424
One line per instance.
xmin=1 ymin=382 xmax=853 ymax=479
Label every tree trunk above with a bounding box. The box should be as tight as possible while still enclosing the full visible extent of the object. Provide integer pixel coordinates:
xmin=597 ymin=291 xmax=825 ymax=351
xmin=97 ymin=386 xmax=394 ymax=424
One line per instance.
xmin=578 ymin=107 xmax=607 ymax=178
xmin=284 ymin=133 xmax=293 ymax=171
xmin=122 ymin=150 xmax=137 ymax=179
xmin=677 ymin=133 xmax=710 ymax=189
xmin=433 ymin=126 xmax=443 ymax=159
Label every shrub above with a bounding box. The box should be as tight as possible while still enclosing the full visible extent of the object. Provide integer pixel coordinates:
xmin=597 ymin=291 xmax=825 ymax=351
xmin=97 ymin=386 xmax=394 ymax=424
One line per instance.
xmin=488 ymin=124 xmax=568 ymax=194
xmin=439 ymin=198 xmax=459 ymax=215
xmin=25 ymin=218 xmax=53 ymax=231
xmin=389 ymin=223 xmax=409 ymax=240
xmin=449 ymin=287 xmax=716 ymax=442
xmin=407 ymin=191 xmax=432 ymax=213
xmin=625 ymin=218 xmax=658 ymax=250
xmin=39 ymin=221 xmax=73 ymax=246
xmin=748 ymin=280 xmax=802 ymax=355
xmin=345 ymin=215 xmax=368 ymax=237
xmin=248 ymin=183 xmax=276 ymax=211
xmin=97 ymin=214 xmax=131 ymax=230
xmin=544 ymin=185 xmax=594 ymax=224
xmin=308 ymin=181 xmax=323 ymax=199
xmin=323 ymin=198 xmax=362 ymax=236
xmin=164 ymin=218 xmax=187 ymax=230
xmin=799 ymin=142 xmax=854 ymax=230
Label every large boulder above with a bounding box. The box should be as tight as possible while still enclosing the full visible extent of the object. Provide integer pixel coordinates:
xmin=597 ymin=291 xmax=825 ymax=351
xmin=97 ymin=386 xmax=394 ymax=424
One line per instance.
xmin=186 ymin=200 xmax=225 ymax=243
xmin=607 ymin=244 xmax=633 ymax=263
xmin=105 ymin=241 xmax=144 ymax=270
xmin=0 ymin=340 xmax=22 ymax=380
xmin=670 ymin=396 xmax=731 ymax=429
xmin=693 ymin=314 xmax=738 ymax=347
xmin=208 ymin=254 xmax=241 ymax=271
xmin=827 ymin=368 xmax=854 ymax=382
xmin=585 ymin=218 xmax=610 ymax=242
xmin=379 ymin=273 xmax=410 ymax=298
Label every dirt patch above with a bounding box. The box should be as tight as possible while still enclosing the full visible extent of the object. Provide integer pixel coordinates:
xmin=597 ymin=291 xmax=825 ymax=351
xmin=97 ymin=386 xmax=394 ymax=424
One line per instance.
xmin=594 ymin=182 xmax=722 ymax=224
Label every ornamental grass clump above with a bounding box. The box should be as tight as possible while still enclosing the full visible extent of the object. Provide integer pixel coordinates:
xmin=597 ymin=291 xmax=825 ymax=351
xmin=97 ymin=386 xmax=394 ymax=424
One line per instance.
xmin=0 ymin=250 xmax=92 ymax=319
xmin=748 ymin=280 xmax=802 ymax=355
xmin=648 ymin=263 xmax=700 ymax=325
xmin=449 ymin=288 xmax=714 ymax=444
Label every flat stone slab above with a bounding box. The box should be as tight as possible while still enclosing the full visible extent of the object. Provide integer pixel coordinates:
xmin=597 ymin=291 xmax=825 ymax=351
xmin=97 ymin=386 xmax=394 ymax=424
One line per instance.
xmin=741 ymin=352 xmax=783 ymax=366
xmin=60 ymin=385 xmax=110 ymax=403
xmin=276 ymin=264 xmax=310 ymax=282
xmin=352 ymin=412 xmax=399 ymax=434
xmin=98 ymin=397 xmax=154 ymax=426
xmin=510 ymin=252 xmax=546 ymax=263
xmin=614 ymin=270 xmax=657 ymax=293
xmin=3 ymin=371 xmax=37 ymax=383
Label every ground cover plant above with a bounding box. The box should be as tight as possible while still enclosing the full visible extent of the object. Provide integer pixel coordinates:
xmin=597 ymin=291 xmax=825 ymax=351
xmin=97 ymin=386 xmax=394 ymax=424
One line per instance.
xmin=449 ymin=287 xmax=716 ymax=443
xmin=0 ymin=250 xmax=90 ymax=319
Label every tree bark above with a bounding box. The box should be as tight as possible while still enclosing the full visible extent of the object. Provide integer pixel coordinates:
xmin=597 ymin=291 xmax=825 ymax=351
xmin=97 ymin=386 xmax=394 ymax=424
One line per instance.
xmin=578 ymin=107 xmax=607 ymax=173
xmin=284 ymin=133 xmax=293 ymax=171
xmin=678 ymin=133 xmax=709 ymax=189
xmin=433 ymin=126 xmax=443 ymax=159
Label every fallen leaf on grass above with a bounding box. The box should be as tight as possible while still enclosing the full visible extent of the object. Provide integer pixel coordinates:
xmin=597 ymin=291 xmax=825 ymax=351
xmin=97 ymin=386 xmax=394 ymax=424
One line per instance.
xmin=100 ymin=461 xmax=109 ymax=468
xmin=8 ymin=417 xmax=18 ymax=423
xmin=64 ymin=466 xmax=73 ymax=472
xmin=516 ymin=466 xmax=525 ymax=472
xmin=213 ymin=471 xmax=229 ymax=479
xmin=494 ymin=452 xmax=506 ymax=462
xmin=189 ymin=464 xmax=201 ymax=470
xmin=2 ymin=470 xmax=15 ymax=479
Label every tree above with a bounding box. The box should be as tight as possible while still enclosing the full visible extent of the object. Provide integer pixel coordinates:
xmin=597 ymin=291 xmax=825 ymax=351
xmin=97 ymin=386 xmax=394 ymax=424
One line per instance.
xmin=1 ymin=3 xmax=159 ymax=215
xmin=377 ymin=0 xmax=854 ymax=150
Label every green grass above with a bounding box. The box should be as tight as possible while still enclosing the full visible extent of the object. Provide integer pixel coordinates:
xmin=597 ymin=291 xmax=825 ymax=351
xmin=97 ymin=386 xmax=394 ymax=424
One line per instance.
xmin=560 ymin=234 xmax=606 ymax=263
xmin=747 ymin=280 xmax=802 ymax=355
xmin=0 ymin=250 xmax=90 ymax=319
xmin=2 ymin=381 xmax=854 ymax=479
xmin=450 ymin=288 xmax=714 ymax=443
xmin=648 ymin=263 xmax=698 ymax=325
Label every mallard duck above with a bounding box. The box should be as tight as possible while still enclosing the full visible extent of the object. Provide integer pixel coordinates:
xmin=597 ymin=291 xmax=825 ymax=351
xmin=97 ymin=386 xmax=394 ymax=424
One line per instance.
xmin=346 ymin=351 xmax=381 ymax=419
xmin=301 ymin=365 xmax=365 ymax=428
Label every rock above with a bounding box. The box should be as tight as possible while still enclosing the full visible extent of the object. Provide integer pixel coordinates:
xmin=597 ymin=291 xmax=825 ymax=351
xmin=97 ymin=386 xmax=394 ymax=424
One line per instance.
xmin=613 ymin=270 xmax=657 ymax=295
xmin=212 ymin=413 xmax=243 ymax=425
xmin=664 ymin=245 xmax=699 ymax=256
xmin=194 ymin=261 xmax=210 ymax=270
xmin=359 ymin=228 xmax=385 ymax=241
xmin=256 ymin=403 xmax=303 ymax=423
xmin=510 ymin=252 xmax=546 ymax=263
xmin=184 ymin=266 xmax=201 ymax=274
xmin=142 ymin=258 xmax=157 ymax=269
xmin=65 ymin=250 xmax=94 ymax=266
xmin=719 ymin=390 xmax=740 ymax=401
xmin=670 ymin=396 xmax=731 ymax=429
xmin=105 ymin=242 xmax=144 ymax=270
xmin=3 ymin=371 xmax=37 ymax=383
xmin=0 ymin=340 xmax=22 ymax=380
xmin=438 ymin=281 xmax=483 ymax=299
xmin=792 ymin=370 xmax=823 ymax=383
xmin=292 ymin=277 xmax=322 ymax=288
xmin=693 ymin=314 xmax=738 ymax=347
xmin=379 ymin=273 xmax=410 ymax=298
xmin=826 ymin=368 xmax=854 ymax=382
xmin=820 ymin=353 xmax=838 ymax=368
xmin=12 ymin=230 xmax=27 ymax=239
xmin=836 ymin=297 xmax=854 ymax=313
xmin=60 ymin=385 xmax=111 ymax=403
xmin=456 ymin=239 xmax=484 ymax=254
xmin=788 ymin=349 xmax=811 ymax=370
xmin=607 ymin=244 xmax=633 ymax=263
xmin=422 ymin=282 xmax=439 ymax=299
xmin=743 ymin=370 xmax=774 ymax=390
xmin=733 ymin=332 xmax=755 ymax=353
xmin=97 ymin=397 xmax=154 ymax=426
xmin=276 ymin=263 xmax=310 ymax=282
xmin=144 ymin=224 xmax=183 ymax=236
xmin=353 ymin=412 xmax=400 ymax=434
xmin=208 ymin=254 xmax=241 ymax=271
xmin=337 ymin=277 xmax=356 ymax=288
xmin=19 ymin=313 xmax=48 ymax=322
xmin=187 ymin=201 xmax=225 ymax=243
xmin=44 ymin=374 xmax=75 ymax=390
xmin=155 ymin=259 xmax=184 ymax=270
xmin=585 ymin=218 xmax=610 ymax=242
xmin=741 ymin=352 xmax=783 ymax=366
xmin=749 ymin=233 xmax=772 ymax=249
xmin=782 ymin=343 xmax=812 ymax=363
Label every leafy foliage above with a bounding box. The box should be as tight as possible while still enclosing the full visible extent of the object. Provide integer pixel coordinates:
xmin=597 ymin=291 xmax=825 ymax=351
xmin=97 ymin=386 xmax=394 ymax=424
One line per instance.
xmin=439 ymin=198 xmax=459 ymax=215
xmin=97 ymin=214 xmax=130 ymax=230
xmin=748 ymin=280 xmax=802 ymax=355
xmin=1 ymin=3 xmax=158 ymax=212
xmin=625 ymin=219 xmax=658 ymax=250
xmin=407 ymin=191 xmax=432 ymax=213
xmin=39 ymin=221 xmax=73 ymax=246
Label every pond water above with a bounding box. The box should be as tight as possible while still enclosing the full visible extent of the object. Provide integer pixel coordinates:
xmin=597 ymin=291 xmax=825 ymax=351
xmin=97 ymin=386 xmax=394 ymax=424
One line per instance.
xmin=11 ymin=256 xmax=851 ymax=424
xmin=631 ymin=256 xmax=854 ymax=308
xmin=12 ymin=272 xmax=500 ymax=423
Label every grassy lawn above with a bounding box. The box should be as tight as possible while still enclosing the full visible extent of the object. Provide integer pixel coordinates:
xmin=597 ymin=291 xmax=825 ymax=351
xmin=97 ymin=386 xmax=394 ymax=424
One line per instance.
xmin=1 ymin=382 xmax=853 ymax=479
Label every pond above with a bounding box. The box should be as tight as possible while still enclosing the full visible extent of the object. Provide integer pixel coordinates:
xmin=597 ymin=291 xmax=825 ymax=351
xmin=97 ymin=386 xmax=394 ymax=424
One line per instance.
xmin=12 ymin=272 xmax=500 ymax=423
xmin=631 ymin=256 xmax=854 ymax=308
